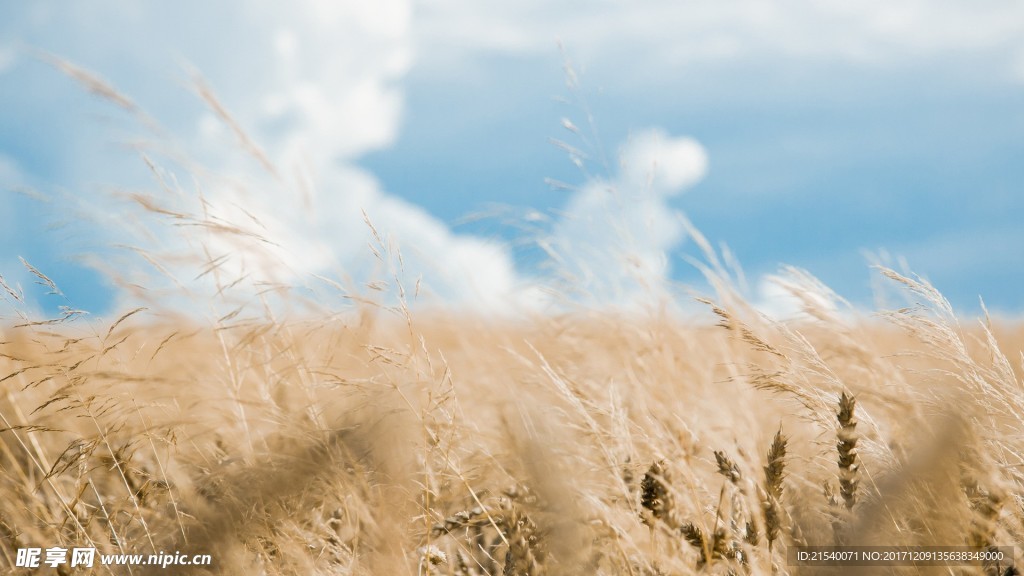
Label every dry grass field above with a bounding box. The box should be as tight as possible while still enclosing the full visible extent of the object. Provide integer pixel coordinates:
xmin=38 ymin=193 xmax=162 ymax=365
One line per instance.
xmin=2 ymin=260 xmax=1024 ymax=575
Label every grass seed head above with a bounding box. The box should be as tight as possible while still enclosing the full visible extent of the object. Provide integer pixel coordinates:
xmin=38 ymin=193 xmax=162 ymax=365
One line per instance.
xmin=640 ymin=460 xmax=674 ymax=528
xmin=836 ymin=392 xmax=859 ymax=511
xmin=762 ymin=428 xmax=787 ymax=552
xmin=714 ymin=450 xmax=742 ymax=484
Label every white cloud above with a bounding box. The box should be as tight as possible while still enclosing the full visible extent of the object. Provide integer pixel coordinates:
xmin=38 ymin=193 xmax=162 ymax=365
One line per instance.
xmin=164 ymin=123 xmax=709 ymax=314
xmin=173 ymin=2 xmax=413 ymax=173
xmin=366 ymin=193 xmax=537 ymax=311
xmin=2 ymin=1 xmax=542 ymax=315
xmin=103 ymin=166 xmax=528 ymax=315
xmin=618 ymin=130 xmax=708 ymax=194
xmin=546 ymin=128 xmax=708 ymax=305
xmin=752 ymin=269 xmax=846 ymax=323
xmin=415 ymin=1 xmax=1024 ymax=76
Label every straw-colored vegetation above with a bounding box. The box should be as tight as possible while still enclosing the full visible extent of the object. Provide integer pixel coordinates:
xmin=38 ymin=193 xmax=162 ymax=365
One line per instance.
xmin=2 ymin=58 xmax=1023 ymax=576
xmin=3 ymin=258 xmax=1024 ymax=575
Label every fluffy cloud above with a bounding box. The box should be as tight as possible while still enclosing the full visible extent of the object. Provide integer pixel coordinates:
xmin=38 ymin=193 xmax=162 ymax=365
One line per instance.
xmin=617 ymin=131 xmax=708 ymax=194
xmin=752 ymin=268 xmax=847 ymax=323
xmin=546 ymin=128 xmax=708 ymax=304
xmin=2 ymin=1 xmax=538 ymax=315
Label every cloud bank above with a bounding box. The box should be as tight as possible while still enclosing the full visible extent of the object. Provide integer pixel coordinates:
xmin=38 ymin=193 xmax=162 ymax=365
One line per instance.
xmin=416 ymin=1 xmax=1024 ymax=78
xmin=0 ymin=1 xmax=729 ymax=317
xmin=2 ymin=1 xmax=541 ymax=315
xmin=12 ymin=1 xmax=1014 ymax=317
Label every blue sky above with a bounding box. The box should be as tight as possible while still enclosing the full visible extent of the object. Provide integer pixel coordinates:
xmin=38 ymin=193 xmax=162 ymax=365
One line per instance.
xmin=2 ymin=2 xmax=1023 ymax=319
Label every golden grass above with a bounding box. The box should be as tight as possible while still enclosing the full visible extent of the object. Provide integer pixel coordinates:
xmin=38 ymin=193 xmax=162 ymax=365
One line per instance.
xmin=2 ymin=279 xmax=1024 ymax=575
